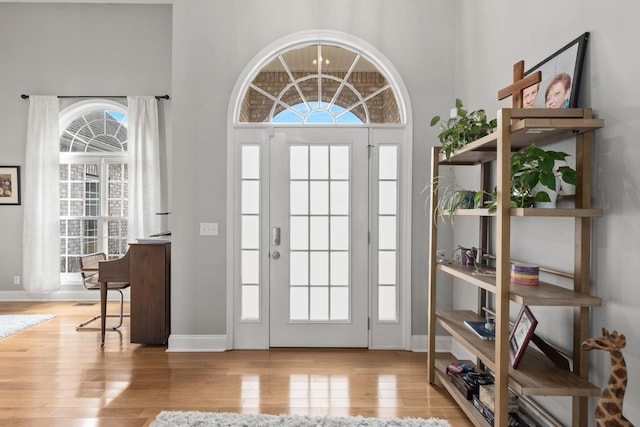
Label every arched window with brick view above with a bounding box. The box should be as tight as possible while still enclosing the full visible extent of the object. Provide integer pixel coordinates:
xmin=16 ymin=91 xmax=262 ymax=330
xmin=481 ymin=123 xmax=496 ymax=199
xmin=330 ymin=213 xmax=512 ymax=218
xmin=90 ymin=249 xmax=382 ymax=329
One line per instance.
xmin=238 ymin=44 xmax=400 ymax=124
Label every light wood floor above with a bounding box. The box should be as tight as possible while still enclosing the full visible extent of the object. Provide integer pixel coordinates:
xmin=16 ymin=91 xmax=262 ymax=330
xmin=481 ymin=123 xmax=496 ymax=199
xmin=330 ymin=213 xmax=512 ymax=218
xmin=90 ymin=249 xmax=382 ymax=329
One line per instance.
xmin=0 ymin=301 xmax=472 ymax=427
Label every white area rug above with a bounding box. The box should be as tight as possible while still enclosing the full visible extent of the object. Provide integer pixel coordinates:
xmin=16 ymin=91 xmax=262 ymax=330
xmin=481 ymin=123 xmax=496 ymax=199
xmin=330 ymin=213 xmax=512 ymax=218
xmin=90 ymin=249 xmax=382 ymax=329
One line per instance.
xmin=150 ymin=411 xmax=452 ymax=427
xmin=0 ymin=314 xmax=55 ymax=340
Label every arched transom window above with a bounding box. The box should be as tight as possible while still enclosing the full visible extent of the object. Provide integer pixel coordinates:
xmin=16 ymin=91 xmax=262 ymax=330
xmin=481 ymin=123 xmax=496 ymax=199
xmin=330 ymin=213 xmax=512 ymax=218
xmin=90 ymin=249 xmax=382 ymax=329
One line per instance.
xmin=238 ymin=44 xmax=401 ymax=124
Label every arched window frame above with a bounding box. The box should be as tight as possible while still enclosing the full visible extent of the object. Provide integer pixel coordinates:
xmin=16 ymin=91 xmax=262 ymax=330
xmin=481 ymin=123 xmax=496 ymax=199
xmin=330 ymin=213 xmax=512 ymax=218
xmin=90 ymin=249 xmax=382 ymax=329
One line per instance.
xmin=237 ymin=42 xmax=404 ymax=125
xmin=59 ymin=99 xmax=129 ymax=284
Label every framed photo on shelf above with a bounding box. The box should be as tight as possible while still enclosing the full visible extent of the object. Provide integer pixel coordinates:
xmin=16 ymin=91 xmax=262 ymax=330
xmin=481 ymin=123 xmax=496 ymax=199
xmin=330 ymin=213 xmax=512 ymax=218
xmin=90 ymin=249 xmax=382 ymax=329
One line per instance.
xmin=509 ymin=305 xmax=538 ymax=369
xmin=524 ymin=32 xmax=589 ymax=109
xmin=0 ymin=166 xmax=21 ymax=206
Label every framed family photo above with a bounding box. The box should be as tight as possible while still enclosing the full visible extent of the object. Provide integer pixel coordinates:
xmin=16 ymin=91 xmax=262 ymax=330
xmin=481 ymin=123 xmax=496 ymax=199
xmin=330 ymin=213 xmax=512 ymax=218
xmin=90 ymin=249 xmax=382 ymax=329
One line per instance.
xmin=524 ymin=32 xmax=589 ymax=109
xmin=509 ymin=305 xmax=538 ymax=369
xmin=0 ymin=166 xmax=21 ymax=205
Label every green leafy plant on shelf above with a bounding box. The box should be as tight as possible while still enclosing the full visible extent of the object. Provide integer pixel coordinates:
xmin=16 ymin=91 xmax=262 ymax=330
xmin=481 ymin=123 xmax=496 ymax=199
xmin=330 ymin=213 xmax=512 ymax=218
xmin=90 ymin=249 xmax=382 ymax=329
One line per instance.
xmin=482 ymin=144 xmax=578 ymax=209
xmin=422 ymin=175 xmax=483 ymax=225
xmin=430 ymin=98 xmax=497 ymax=160
xmin=511 ymin=144 xmax=576 ymax=208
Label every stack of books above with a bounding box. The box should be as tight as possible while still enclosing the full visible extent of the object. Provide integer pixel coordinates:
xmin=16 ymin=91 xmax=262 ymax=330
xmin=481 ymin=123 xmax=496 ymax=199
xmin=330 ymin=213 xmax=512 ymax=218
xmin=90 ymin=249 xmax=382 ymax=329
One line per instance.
xmin=472 ymin=384 xmax=527 ymax=426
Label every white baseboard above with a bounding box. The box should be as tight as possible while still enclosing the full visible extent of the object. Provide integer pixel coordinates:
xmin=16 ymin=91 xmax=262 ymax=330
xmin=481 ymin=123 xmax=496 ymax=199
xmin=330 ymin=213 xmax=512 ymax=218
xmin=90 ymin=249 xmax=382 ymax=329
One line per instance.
xmin=0 ymin=288 xmax=129 ymax=301
xmin=167 ymin=334 xmax=228 ymax=352
xmin=411 ymin=334 xmax=454 ymax=353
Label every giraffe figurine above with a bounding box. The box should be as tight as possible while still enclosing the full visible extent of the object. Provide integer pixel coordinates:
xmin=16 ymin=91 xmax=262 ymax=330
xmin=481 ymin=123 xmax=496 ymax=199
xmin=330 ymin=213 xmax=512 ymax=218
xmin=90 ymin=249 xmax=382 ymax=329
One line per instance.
xmin=582 ymin=328 xmax=635 ymax=427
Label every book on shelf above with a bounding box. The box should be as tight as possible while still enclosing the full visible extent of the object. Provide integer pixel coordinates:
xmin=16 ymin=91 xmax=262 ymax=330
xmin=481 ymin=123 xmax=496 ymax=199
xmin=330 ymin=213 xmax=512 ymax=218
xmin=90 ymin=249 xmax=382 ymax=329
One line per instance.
xmin=471 ymin=267 xmax=496 ymax=277
xmin=464 ymin=320 xmax=495 ymax=340
xmin=472 ymin=395 xmax=530 ymax=427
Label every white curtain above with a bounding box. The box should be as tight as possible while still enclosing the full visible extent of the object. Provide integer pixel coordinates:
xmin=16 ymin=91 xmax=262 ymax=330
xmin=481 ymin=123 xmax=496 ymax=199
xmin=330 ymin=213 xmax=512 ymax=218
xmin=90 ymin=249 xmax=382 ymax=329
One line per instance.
xmin=23 ymin=96 xmax=60 ymax=293
xmin=127 ymin=96 xmax=161 ymax=241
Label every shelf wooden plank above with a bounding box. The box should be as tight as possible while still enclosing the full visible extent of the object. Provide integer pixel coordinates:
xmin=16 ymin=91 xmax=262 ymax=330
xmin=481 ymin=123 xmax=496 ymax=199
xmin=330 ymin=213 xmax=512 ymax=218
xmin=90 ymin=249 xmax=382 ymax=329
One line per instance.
xmin=438 ymin=109 xmax=604 ymax=166
xmin=450 ymin=207 xmax=603 ymax=218
xmin=510 ymin=207 xmax=603 ymax=217
xmin=436 ymin=310 xmax=601 ymax=397
xmin=437 ymin=264 xmax=602 ymax=306
xmin=434 ymin=359 xmax=489 ymax=427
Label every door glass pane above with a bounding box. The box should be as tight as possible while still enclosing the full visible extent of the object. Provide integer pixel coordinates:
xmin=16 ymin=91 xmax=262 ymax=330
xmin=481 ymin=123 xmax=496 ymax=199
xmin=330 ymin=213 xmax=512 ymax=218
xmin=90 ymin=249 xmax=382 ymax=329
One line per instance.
xmin=330 ymin=217 xmax=348 ymax=250
xmin=242 ymin=285 xmax=260 ymax=320
xmin=310 ymin=251 xmax=329 ymax=286
xmin=309 ymin=181 xmax=328 ymax=214
xmin=290 ymin=146 xmax=308 ymax=179
xmin=330 ymin=252 xmax=348 ymax=285
xmin=330 ymin=287 xmax=349 ymax=320
xmin=378 ymin=286 xmax=397 ymax=321
xmin=309 ymin=146 xmax=328 ymax=179
xmin=242 ymin=146 xmax=260 ymax=179
xmin=378 ymin=251 xmax=396 ymax=285
xmin=290 ymin=252 xmax=308 ymax=285
xmin=290 ymin=216 xmax=309 ymax=250
xmin=242 ymin=250 xmax=259 ymax=284
xmin=242 ymin=181 xmax=260 ymax=214
xmin=330 ymin=146 xmax=349 ymax=179
xmin=378 ymin=216 xmax=396 ymax=250
xmin=330 ymin=181 xmax=349 ymax=215
xmin=378 ymin=181 xmax=397 ymax=215
xmin=379 ymin=145 xmax=397 ymax=179
xmin=309 ymin=216 xmax=328 ymax=250
xmin=310 ymin=287 xmax=329 ymax=320
xmin=290 ymin=287 xmax=309 ymax=320
xmin=290 ymin=182 xmax=309 ymax=215
xmin=242 ymin=215 xmax=259 ymax=249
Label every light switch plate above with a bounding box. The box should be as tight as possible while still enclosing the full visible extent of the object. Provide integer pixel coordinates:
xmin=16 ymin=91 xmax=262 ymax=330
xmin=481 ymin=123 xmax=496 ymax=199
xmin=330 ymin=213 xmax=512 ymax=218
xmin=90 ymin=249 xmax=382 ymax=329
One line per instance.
xmin=200 ymin=222 xmax=218 ymax=236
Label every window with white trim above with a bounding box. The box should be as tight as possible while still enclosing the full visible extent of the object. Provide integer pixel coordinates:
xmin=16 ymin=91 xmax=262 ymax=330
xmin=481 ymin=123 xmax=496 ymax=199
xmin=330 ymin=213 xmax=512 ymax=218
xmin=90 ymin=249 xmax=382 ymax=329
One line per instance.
xmin=59 ymin=101 xmax=128 ymax=275
xmin=239 ymin=44 xmax=400 ymax=124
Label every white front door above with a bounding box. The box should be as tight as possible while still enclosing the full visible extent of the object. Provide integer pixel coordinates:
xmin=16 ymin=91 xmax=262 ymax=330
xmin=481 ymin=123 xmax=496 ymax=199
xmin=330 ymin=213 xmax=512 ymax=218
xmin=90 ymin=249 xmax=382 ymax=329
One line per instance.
xmin=269 ymin=128 xmax=369 ymax=347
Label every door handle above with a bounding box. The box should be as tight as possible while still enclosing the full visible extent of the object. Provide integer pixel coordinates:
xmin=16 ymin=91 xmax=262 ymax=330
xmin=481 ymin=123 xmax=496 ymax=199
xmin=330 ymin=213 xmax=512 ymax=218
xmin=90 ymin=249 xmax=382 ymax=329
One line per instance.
xmin=271 ymin=227 xmax=280 ymax=246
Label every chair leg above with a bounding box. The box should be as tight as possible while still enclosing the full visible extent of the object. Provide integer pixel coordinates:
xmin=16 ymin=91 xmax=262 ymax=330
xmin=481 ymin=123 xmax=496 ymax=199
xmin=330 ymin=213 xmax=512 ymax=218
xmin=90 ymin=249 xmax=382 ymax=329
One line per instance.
xmin=76 ymin=291 xmax=130 ymax=331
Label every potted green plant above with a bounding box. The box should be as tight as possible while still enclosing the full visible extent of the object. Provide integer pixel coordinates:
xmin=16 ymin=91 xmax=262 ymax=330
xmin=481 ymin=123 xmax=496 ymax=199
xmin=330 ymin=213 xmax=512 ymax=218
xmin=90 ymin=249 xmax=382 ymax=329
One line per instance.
xmin=422 ymin=175 xmax=483 ymax=224
xmin=510 ymin=144 xmax=576 ymax=208
xmin=479 ymin=144 xmax=577 ymax=209
xmin=430 ymin=98 xmax=497 ymax=159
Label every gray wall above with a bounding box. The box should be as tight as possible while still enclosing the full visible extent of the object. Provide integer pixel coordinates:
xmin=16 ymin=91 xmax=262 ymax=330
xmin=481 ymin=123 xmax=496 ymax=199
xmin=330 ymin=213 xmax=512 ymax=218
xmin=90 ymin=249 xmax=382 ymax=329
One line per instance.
xmin=0 ymin=3 xmax=172 ymax=290
xmin=169 ymin=0 xmax=456 ymax=335
xmin=453 ymin=0 xmax=640 ymax=424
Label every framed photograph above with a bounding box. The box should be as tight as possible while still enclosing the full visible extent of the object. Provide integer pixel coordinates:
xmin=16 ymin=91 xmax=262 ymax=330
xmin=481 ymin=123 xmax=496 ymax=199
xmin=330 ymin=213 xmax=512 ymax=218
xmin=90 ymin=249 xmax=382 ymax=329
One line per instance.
xmin=523 ymin=32 xmax=589 ymax=109
xmin=0 ymin=166 xmax=21 ymax=205
xmin=509 ymin=305 xmax=538 ymax=369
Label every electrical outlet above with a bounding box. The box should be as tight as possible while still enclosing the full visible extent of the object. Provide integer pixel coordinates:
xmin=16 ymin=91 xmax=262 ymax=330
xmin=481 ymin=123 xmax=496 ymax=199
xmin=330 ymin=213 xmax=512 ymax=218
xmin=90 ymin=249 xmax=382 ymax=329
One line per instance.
xmin=13 ymin=276 xmax=20 ymax=285
xmin=200 ymin=222 xmax=218 ymax=236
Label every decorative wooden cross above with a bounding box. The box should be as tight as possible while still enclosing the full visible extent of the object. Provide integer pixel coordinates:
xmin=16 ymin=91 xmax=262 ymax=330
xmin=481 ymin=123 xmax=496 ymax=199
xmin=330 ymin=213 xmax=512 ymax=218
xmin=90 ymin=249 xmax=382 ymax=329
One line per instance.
xmin=498 ymin=60 xmax=542 ymax=108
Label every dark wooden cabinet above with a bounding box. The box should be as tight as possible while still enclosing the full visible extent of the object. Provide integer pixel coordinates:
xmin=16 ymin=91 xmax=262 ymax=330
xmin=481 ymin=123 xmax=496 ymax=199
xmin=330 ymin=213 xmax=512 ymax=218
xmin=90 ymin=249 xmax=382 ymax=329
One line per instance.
xmin=129 ymin=242 xmax=171 ymax=345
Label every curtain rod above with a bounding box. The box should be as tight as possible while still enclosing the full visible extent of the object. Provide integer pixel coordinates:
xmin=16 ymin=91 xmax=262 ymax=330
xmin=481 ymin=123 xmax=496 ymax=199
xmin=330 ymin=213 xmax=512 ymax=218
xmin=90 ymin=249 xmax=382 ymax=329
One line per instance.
xmin=20 ymin=94 xmax=170 ymax=100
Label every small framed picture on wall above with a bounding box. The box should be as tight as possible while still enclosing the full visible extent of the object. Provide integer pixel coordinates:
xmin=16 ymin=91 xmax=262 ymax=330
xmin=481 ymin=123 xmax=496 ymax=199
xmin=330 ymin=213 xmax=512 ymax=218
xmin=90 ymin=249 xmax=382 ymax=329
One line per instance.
xmin=0 ymin=166 xmax=21 ymax=205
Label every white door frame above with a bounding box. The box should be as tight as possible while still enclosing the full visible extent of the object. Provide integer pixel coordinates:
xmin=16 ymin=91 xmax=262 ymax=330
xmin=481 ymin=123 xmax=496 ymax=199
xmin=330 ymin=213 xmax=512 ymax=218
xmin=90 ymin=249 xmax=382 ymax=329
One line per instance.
xmin=227 ymin=30 xmax=413 ymax=350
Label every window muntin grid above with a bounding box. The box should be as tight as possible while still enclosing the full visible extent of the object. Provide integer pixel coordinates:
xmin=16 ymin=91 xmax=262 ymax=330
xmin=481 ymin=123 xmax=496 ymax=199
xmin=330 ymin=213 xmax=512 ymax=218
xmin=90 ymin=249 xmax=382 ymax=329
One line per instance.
xmin=289 ymin=144 xmax=350 ymax=322
xmin=241 ymin=145 xmax=261 ymax=321
xmin=59 ymin=105 xmax=128 ymax=274
xmin=239 ymin=44 xmax=400 ymax=124
xmin=377 ymin=145 xmax=398 ymax=322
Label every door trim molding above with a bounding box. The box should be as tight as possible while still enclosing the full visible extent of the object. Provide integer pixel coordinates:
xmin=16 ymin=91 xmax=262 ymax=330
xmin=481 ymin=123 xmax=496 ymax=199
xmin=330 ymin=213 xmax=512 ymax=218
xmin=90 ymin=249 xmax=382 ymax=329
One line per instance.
xmin=227 ymin=30 xmax=413 ymax=350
